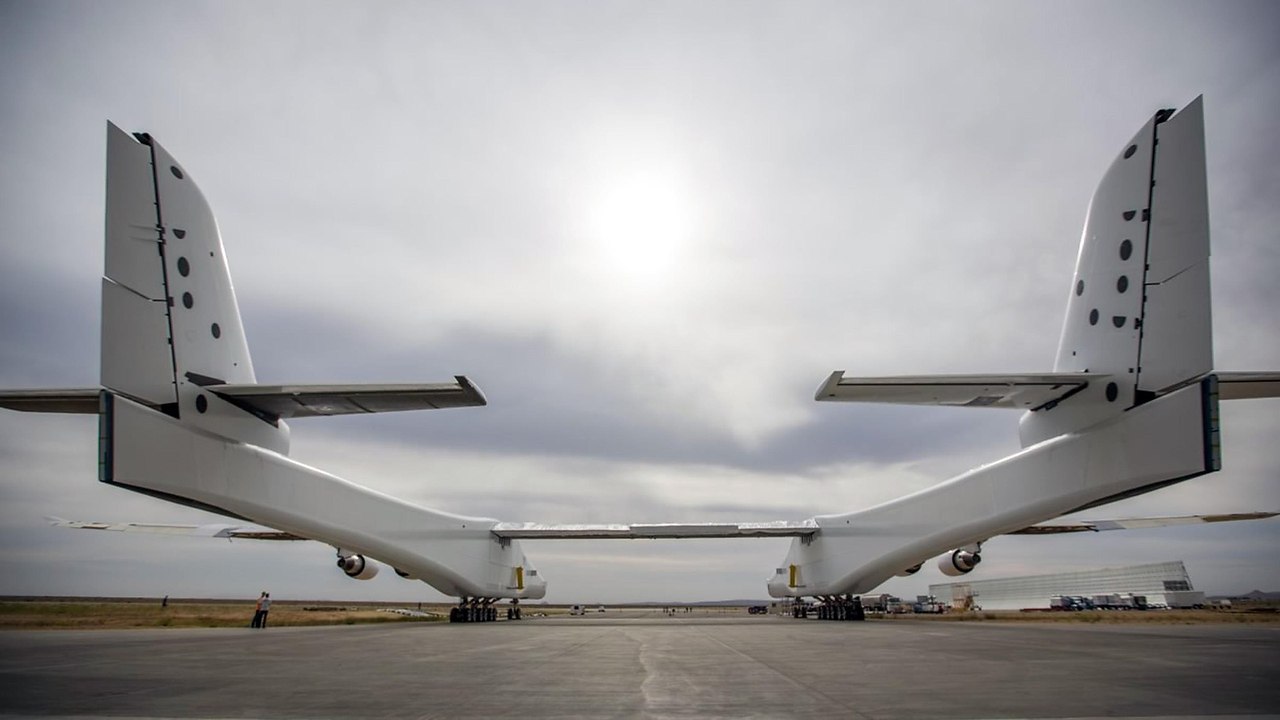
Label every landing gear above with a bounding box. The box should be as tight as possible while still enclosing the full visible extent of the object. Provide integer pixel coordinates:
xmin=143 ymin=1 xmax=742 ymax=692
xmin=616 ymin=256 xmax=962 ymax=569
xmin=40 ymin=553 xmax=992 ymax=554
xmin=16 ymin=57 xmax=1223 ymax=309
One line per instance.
xmin=792 ymin=600 xmax=809 ymax=618
xmin=793 ymin=595 xmax=864 ymax=621
xmin=448 ymin=597 xmax=521 ymax=623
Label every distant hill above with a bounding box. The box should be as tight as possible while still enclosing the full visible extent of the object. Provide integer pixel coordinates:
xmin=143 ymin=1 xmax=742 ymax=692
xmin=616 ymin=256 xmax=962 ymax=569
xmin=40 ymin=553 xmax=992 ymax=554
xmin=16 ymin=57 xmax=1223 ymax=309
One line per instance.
xmin=1207 ymin=590 xmax=1280 ymax=601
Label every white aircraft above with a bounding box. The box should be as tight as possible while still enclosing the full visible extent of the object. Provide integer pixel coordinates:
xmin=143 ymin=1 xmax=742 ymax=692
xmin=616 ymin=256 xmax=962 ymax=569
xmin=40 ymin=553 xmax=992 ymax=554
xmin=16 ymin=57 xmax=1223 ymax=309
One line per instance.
xmin=2 ymin=97 xmax=1276 ymax=621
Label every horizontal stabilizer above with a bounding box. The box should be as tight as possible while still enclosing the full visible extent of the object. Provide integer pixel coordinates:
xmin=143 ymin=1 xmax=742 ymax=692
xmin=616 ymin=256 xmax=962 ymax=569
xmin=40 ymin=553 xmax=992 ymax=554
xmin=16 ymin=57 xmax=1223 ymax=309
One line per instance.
xmin=203 ymin=376 xmax=486 ymax=419
xmin=47 ymin=517 xmax=307 ymax=541
xmin=1010 ymin=511 xmax=1278 ymax=535
xmin=815 ymin=371 xmax=1102 ymax=410
xmin=491 ymin=520 xmax=819 ymax=540
xmin=1217 ymin=372 xmax=1280 ymax=400
xmin=0 ymin=389 xmax=99 ymax=414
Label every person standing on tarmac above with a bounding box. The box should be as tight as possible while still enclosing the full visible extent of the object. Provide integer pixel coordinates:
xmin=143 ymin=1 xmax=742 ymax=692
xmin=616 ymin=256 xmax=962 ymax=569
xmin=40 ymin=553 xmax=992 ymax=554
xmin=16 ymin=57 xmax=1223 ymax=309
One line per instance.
xmin=251 ymin=592 xmax=268 ymax=628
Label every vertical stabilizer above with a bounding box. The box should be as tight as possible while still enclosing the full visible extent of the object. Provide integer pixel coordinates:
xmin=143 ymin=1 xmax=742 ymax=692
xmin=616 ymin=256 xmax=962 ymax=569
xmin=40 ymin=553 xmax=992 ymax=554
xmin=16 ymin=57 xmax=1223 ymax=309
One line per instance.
xmin=1021 ymin=98 xmax=1212 ymax=446
xmin=101 ymin=123 xmax=287 ymax=453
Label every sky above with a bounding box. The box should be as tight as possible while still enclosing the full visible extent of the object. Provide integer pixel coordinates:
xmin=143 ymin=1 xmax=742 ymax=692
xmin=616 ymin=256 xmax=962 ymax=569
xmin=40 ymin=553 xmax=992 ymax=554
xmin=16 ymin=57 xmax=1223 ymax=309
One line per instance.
xmin=1 ymin=0 xmax=1277 ymax=605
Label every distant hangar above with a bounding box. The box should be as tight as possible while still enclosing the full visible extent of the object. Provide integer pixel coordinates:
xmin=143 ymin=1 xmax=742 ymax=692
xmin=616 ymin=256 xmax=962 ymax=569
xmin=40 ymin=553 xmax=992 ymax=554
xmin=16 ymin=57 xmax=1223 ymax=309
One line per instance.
xmin=930 ymin=561 xmax=1205 ymax=611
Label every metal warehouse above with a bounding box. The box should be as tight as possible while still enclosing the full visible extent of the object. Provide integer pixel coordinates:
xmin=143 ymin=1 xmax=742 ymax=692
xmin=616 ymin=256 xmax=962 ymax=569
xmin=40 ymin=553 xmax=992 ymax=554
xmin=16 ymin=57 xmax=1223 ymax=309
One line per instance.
xmin=929 ymin=561 xmax=1202 ymax=610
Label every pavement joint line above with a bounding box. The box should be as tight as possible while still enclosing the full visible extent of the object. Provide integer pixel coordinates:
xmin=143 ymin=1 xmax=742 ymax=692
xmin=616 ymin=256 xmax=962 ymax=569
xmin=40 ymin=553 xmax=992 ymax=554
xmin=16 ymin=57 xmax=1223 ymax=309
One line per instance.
xmin=688 ymin=625 xmax=875 ymax=720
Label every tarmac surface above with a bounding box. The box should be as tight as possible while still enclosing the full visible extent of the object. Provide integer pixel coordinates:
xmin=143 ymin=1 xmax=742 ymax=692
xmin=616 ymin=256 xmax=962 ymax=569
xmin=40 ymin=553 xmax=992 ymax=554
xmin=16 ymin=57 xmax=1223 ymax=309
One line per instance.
xmin=1 ymin=610 xmax=1278 ymax=719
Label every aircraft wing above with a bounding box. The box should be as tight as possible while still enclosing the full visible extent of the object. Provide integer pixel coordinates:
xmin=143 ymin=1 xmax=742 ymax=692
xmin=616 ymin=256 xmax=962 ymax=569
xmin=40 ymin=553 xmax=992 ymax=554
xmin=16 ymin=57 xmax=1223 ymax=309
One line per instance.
xmin=47 ymin=517 xmax=308 ymax=541
xmin=814 ymin=371 xmax=1102 ymax=410
xmin=0 ymin=388 xmax=99 ymax=414
xmin=202 ymin=375 xmax=486 ymax=419
xmin=491 ymin=521 xmax=819 ymax=540
xmin=1008 ymin=511 xmax=1278 ymax=535
xmin=1217 ymin=372 xmax=1280 ymax=400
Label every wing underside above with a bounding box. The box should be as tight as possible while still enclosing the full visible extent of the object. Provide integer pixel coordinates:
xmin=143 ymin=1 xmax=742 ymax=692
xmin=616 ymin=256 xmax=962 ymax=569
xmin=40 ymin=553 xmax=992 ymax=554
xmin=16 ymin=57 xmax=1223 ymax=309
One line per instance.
xmin=1011 ymin=511 xmax=1278 ymax=535
xmin=0 ymin=389 xmax=99 ymax=414
xmin=191 ymin=375 xmax=486 ymax=419
xmin=0 ymin=377 xmax=488 ymax=419
xmin=49 ymin=511 xmax=1273 ymax=543
xmin=815 ymin=371 xmax=1101 ymax=409
xmin=490 ymin=521 xmax=819 ymax=540
xmin=1217 ymin=372 xmax=1280 ymax=400
xmin=47 ymin=517 xmax=307 ymax=540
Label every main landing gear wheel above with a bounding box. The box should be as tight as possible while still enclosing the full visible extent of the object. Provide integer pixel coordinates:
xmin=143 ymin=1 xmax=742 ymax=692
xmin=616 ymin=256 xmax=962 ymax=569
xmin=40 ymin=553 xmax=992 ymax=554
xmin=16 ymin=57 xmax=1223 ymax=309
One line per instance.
xmin=448 ymin=598 xmax=521 ymax=623
xmin=794 ymin=595 xmax=865 ymax=621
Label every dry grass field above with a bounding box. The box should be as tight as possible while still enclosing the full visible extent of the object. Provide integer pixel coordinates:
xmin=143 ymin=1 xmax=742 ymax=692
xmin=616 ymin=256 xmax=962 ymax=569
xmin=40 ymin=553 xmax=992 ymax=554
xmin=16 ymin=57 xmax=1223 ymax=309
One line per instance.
xmin=0 ymin=598 xmax=454 ymax=630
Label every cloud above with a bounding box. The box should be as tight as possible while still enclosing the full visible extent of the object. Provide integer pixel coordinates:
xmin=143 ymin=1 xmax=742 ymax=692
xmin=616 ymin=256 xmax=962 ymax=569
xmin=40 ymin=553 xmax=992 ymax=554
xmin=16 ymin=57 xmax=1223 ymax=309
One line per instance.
xmin=1 ymin=1 xmax=1277 ymax=603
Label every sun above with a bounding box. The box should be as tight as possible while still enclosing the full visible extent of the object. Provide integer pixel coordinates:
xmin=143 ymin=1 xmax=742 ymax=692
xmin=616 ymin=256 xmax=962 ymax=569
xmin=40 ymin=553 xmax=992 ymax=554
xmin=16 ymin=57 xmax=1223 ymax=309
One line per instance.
xmin=583 ymin=167 xmax=696 ymax=289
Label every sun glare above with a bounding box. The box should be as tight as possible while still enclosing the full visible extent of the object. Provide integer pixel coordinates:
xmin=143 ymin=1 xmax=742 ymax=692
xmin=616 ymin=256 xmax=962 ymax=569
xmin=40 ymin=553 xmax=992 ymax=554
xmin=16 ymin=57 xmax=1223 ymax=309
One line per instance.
xmin=584 ymin=168 xmax=696 ymax=289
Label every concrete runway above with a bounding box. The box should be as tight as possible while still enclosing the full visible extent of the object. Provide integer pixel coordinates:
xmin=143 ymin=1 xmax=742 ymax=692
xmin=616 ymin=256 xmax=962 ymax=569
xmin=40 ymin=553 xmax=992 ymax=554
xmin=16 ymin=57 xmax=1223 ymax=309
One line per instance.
xmin=1 ymin=611 xmax=1278 ymax=719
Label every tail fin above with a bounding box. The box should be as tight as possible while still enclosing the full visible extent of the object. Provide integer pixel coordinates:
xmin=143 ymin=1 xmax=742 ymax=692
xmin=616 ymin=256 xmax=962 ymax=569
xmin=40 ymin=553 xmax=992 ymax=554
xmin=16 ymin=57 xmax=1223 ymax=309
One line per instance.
xmin=1021 ymin=97 xmax=1211 ymax=445
xmin=102 ymin=123 xmax=286 ymax=452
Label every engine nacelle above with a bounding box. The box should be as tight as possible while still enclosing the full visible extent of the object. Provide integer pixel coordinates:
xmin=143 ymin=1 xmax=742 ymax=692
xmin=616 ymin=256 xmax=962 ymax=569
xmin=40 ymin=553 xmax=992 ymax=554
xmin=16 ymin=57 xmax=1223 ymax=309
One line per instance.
xmin=938 ymin=550 xmax=981 ymax=577
xmin=338 ymin=554 xmax=379 ymax=580
xmin=896 ymin=563 xmax=923 ymax=577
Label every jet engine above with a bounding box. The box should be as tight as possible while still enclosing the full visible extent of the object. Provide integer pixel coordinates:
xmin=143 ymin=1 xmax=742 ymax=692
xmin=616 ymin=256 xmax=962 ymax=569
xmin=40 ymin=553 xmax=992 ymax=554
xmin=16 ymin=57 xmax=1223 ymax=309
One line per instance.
xmin=938 ymin=549 xmax=981 ymax=577
xmin=338 ymin=554 xmax=379 ymax=580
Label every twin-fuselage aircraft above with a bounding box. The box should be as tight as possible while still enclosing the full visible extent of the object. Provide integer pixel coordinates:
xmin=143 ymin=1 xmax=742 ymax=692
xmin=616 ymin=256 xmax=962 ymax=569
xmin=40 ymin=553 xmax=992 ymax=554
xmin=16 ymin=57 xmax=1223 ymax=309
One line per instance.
xmin=3 ymin=97 xmax=1276 ymax=622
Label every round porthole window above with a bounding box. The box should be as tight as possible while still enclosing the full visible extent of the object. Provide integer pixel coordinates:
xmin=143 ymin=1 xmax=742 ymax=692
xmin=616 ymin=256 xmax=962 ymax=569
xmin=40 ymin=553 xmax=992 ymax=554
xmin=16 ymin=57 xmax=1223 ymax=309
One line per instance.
xmin=1089 ymin=309 xmax=1099 ymax=326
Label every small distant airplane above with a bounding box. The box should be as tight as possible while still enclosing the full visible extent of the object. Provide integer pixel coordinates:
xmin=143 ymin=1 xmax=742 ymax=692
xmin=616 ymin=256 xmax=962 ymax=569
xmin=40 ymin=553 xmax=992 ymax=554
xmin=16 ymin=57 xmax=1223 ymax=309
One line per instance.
xmin=2 ymin=97 xmax=1276 ymax=622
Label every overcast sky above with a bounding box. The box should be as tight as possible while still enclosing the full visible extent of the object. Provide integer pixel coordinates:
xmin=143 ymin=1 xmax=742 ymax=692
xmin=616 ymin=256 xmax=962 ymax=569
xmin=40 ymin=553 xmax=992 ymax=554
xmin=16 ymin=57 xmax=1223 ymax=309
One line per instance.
xmin=1 ymin=1 xmax=1277 ymax=604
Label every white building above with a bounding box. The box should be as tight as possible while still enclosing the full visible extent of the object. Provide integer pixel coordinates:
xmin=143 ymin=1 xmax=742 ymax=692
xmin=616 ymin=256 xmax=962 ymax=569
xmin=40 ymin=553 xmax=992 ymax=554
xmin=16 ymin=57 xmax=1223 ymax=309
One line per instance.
xmin=929 ymin=561 xmax=1199 ymax=610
